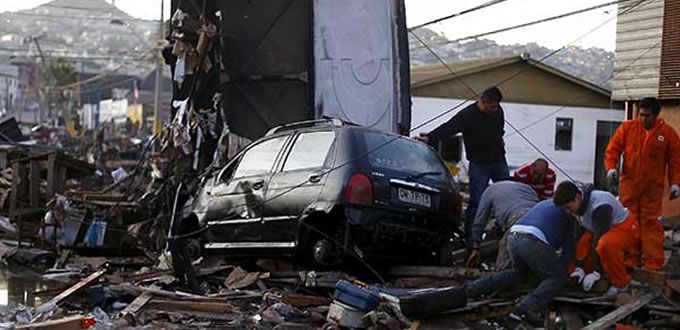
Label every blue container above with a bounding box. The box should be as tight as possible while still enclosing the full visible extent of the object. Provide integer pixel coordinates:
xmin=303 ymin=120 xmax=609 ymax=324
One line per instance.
xmin=333 ymin=280 xmax=381 ymax=311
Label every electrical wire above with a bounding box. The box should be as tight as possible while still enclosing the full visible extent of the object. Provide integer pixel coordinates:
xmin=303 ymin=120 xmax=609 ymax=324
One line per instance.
xmin=409 ymin=0 xmax=620 ymax=52
xmin=408 ymin=0 xmax=512 ymax=31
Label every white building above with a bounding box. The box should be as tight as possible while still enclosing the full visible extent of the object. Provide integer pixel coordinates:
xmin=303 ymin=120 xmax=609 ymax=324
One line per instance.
xmin=411 ymin=55 xmax=624 ymax=187
xmin=0 ymin=64 xmax=20 ymax=116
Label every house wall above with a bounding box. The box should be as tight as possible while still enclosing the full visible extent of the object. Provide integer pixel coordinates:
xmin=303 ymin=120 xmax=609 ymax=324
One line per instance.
xmin=611 ymin=0 xmax=664 ymax=101
xmin=411 ymin=63 xmax=612 ymax=108
xmin=411 ymin=97 xmax=624 ymax=184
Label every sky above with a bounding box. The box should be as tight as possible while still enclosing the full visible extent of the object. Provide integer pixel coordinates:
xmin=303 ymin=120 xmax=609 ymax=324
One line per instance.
xmin=0 ymin=0 xmax=619 ymax=51
xmin=404 ymin=0 xmax=619 ymax=51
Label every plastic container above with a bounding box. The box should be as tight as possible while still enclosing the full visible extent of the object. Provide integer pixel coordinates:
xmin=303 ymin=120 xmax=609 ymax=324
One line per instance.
xmin=332 ymin=280 xmax=381 ymax=311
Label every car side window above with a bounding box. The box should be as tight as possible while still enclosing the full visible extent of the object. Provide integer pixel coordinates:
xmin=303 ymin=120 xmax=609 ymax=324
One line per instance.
xmin=283 ymin=131 xmax=336 ymax=171
xmin=232 ymin=136 xmax=288 ymax=178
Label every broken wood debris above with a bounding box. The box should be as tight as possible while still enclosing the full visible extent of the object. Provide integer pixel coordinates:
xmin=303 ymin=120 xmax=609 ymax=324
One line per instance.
xmin=581 ymin=291 xmax=660 ymax=330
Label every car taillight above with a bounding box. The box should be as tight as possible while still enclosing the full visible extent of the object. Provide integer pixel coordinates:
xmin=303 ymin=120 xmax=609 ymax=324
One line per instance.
xmin=345 ymin=173 xmax=373 ymax=205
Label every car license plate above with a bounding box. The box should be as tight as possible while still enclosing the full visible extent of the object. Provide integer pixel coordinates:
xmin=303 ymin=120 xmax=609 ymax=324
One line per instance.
xmin=397 ymin=188 xmax=431 ymax=207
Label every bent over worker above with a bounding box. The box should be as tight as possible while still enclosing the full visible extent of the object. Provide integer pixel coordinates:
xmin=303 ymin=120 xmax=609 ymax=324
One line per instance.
xmin=513 ymin=158 xmax=556 ymax=200
xmin=466 ymin=181 xmax=539 ymax=269
xmin=605 ymin=97 xmax=680 ymax=270
xmin=465 ymin=200 xmax=577 ymax=324
xmin=554 ymin=181 xmax=639 ymax=296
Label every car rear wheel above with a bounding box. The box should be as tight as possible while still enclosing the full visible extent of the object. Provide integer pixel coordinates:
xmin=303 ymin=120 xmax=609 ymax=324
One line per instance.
xmin=312 ymin=238 xmax=335 ymax=266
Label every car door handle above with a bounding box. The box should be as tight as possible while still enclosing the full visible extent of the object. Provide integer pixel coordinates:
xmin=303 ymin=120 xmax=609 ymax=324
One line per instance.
xmin=308 ymin=173 xmax=323 ymax=183
xmin=252 ymin=179 xmax=265 ymax=190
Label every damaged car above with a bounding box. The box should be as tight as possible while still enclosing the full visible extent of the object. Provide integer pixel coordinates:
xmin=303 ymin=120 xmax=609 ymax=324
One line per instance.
xmin=179 ymin=118 xmax=462 ymax=265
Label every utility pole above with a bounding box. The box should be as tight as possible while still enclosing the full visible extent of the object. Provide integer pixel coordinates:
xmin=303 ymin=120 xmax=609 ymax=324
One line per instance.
xmin=26 ymin=33 xmax=57 ymax=124
xmin=28 ymin=35 xmax=49 ymax=123
xmin=153 ymin=0 xmax=164 ymax=136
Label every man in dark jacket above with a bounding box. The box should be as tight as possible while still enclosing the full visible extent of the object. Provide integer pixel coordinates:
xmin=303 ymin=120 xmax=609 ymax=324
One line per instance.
xmin=416 ymin=86 xmax=508 ymax=242
xmin=465 ymin=200 xmax=578 ymax=324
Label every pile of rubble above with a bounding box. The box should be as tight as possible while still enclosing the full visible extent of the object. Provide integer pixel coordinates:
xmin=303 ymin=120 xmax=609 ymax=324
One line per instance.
xmin=0 ymin=231 xmax=678 ymax=329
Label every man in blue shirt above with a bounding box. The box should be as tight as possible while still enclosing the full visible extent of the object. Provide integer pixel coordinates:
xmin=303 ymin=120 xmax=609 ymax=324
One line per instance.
xmin=465 ymin=200 xmax=578 ymax=324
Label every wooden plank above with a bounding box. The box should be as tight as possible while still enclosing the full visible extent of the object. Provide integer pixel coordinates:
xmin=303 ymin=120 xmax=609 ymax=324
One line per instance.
xmin=581 ymin=291 xmax=660 ymax=330
xmin=388 ymin=266 xmax=482 ymax=279
xmin=46 ymin=153 xmax=56 ymax=197
xmin=662 ymin=280 xmax=680 ymax=310
xmin=9 ymin=162 xmax=20 ymax=225
xmin=119 ymin=292 xmax=153 ymax=319
xmin=29 ymin=160 xmax=40 ymax=208
xmin=52 ymin=269 xmax=107 ymax=305
xmin=559 ymin=305 xmax=585 ymax=330
xmin=146 ymin=299 xmax=236 ymax=314
xmin=16 ymin=315 xmax=92 ymax=330
xmin=281 ymin=294 xmax=332 ymax=307
xmin=631 ymin=268 xmax=668 ymax=286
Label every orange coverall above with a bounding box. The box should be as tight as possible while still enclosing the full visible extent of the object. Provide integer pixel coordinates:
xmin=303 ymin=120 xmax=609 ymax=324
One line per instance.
xmin=605 ymin=118 xmax=680 ymax=270
xmin=574 ymin=215 xmax=640 ymax=288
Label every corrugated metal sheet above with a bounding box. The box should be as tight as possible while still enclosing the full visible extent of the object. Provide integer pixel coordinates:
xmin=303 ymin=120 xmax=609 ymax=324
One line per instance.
xmin=612 ymin=0 xmax=664 ymax=101
xmin=659 ymin=0 xmax=680 ymax=99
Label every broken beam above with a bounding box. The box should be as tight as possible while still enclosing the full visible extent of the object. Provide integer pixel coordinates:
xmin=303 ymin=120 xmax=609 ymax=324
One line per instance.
xmin=663 ymin=280 xmax=680 ymax=310
xmin=16 ymin=315 xmax=93 ymax=330
xmin=631 ymin=268 xmax=668 ymax=286
xmin=52 ymin=269 xmax=107 ymax=305
xmin=388 ymin=266 xmax=482 ymax=279
xmin=281 ymin=294 xmax=332 ymax=307
xmin=581 ymin=291 xmax=660 ymax=330
xmin=146 ymin=299 xmax=237 ymax=314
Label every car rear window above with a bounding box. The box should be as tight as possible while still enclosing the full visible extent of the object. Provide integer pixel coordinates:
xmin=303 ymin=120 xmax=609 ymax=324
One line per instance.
xmin=361 ymin=131 xmax=447 ymax=174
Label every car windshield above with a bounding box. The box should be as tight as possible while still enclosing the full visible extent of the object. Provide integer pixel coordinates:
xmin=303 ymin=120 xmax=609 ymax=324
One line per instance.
xmin=361 ymin=131 xmax=447 ymax=175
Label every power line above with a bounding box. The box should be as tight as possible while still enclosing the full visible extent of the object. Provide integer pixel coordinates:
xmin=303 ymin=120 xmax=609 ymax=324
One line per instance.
xmin=410 ymin=0 xmax=620 ymax=51
xmin=408 ymin=0 xmax=512 ymax=31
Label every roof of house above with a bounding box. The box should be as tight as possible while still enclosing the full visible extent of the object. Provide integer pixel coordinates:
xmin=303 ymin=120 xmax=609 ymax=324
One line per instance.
xmin=411 ymin=54 xmax=611 ymax=99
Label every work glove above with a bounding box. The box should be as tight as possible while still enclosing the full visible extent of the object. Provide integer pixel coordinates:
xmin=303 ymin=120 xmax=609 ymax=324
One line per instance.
xmin=569 ymin=267 xmax=586 ymax=284
xmin=671 ymin=184 xmax=680 ymax=200
xmin=582 ymin=271 xmax=601 ymax=292
xmin=606 ymin=169 xmax=619 ymax=194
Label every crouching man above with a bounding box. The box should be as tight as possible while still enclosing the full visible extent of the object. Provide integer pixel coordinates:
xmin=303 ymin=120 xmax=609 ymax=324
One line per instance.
xmin=465 ymin=199 xmax=578 ymax=324
xmin=553 ymin=181 xmax=640 ymax=296
xmin=466 ymin=181 xmax=540 ymax=269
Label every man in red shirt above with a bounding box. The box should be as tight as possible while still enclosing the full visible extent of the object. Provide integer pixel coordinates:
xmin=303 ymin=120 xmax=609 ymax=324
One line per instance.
xmin=514 ymin=159 xmax=556 ymax=200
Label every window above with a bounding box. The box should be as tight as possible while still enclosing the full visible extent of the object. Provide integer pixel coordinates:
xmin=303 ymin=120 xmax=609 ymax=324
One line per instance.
xmin=362 ymin=131 xmax=446 ymax=174
xmin=555 ymin=118 xmax=573 ymax=151
xmin=233 ymin=136 xmax=287 ymax=178
xmin=283 ymin=131 xmax=335 ymax=171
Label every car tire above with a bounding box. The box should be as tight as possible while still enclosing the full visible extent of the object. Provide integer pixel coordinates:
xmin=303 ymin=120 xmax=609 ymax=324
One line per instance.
xmin=438 ymin=238 xmax=459 ymax=266
xmin=312 ymin=238 xmax=335 ymax=266
xmin=185 ymin=239 xmax=202 ymax=260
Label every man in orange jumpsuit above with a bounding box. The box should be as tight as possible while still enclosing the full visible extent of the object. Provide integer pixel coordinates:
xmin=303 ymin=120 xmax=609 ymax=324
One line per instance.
xmin=605 ymin=97 xmax=680 ymax=270
xmin=554 ymin=182 xmax=639 ymax=296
